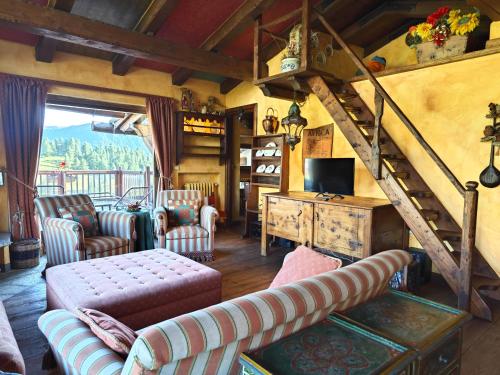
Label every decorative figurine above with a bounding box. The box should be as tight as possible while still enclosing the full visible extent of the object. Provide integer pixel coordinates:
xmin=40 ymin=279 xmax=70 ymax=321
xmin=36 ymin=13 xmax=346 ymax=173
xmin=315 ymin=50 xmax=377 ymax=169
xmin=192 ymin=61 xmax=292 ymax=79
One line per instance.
xmin=479 ymin=103 xmax=500 ymax=188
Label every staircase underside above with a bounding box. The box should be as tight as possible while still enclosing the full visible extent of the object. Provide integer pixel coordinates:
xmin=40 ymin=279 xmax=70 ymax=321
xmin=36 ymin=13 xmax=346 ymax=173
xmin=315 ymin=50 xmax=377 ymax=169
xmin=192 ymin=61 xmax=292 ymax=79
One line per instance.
xmin=307 ymin=75 xmax=499 ymax=321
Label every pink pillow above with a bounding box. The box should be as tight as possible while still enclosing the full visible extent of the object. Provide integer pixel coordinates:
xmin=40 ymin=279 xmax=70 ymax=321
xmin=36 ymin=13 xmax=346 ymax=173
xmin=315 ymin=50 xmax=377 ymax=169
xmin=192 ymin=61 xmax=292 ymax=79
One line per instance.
xmin=269 ymin=246 xmax=342 ymax=288
xmin=74 ymin=307 xmax=137 ymax=355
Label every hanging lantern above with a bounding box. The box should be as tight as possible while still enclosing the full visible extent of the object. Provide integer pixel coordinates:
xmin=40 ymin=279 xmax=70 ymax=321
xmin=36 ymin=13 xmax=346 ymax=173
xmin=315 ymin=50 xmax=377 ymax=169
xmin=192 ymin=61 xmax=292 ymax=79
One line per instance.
xmin=281 ymin=100 xmax=308 ymax=151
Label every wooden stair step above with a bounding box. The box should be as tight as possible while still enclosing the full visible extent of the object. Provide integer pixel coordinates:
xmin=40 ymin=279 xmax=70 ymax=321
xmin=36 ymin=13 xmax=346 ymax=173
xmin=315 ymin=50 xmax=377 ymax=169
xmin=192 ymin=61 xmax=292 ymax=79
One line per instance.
xmin=355 ymin=120 xmax=373 ymax=127
xmin=382 ymin=153 xmax=406 ymax=161
xmin=407 ymin=190 xmax=434 ymax=198
xmin=365 ymin=135 xmax=387 ymax=144
xmin=421 ymin=209 xmax=439 ymax=221
xmin=392 ymin=171 xmax=409 ymax=179
xmin=337 ymin=92 xmax=359 ymax=100
xmin=436 ymin=229 xmax=461 ymax=242
xmin=343 ymin=105 xmax=363 ymax=114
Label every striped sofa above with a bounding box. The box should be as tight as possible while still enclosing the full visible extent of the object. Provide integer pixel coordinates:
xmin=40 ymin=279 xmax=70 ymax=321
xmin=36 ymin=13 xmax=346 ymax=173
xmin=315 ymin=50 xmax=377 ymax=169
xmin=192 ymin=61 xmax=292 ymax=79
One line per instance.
xmin=38 ymin=250 xmax=412 ymax=375
xmin=35 ymin=194 xmax=136 ymax=267
xmin=154 ymin=190 xmax=218 ymax=262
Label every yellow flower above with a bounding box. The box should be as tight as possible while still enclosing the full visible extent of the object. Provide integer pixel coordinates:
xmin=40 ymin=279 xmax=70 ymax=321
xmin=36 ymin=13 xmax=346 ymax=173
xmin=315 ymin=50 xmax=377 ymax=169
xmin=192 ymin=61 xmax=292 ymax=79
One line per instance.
xmin=416 ymin=22 xmax=434 ymax=41
xmin=450 ymin=12 xmax=480 ymax=36
xmin=448 ymin=9 xmax=461 ymax=24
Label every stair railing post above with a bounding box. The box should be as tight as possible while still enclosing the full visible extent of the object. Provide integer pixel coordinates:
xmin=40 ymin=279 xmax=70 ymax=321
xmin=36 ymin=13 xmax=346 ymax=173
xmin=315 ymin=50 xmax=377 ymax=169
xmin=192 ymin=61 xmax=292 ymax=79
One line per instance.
xmin=458 ymin=181 xmax=479 ymax=311
xmin=371 ymin=91 xmax=383 ymax=179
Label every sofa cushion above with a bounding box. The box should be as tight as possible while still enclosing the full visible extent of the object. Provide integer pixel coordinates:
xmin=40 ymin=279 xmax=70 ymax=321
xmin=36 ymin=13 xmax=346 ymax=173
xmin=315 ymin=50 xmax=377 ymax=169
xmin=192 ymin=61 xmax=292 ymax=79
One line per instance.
xmin=269 ymin=246 xmax=342 ymax=288
xmin=167 ymin=200 xmax=200 ymax=226
xmin=84 ymin=236 xmax=128 ymax=255
xmin=0 ymin=302 xmax=25 ymax=375
xmin=165 ymin=225 xmax=208 ymax=240
xmin=58 ymin=203 xmax=99 ymax=237
xmin=74 ymin=307 xmax=137 ymax=355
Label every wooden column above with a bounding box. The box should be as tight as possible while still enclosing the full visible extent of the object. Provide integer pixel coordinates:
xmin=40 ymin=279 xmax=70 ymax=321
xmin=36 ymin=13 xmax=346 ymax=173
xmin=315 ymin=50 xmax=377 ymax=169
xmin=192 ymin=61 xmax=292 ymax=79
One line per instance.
xmin=253 ymin=15 xmax=263 ymax=81
xmin=458 ymin=181 xmax=479 ymax=311
xmin=300 ymin=0 xmax=311 ymax=70
xmin=371 ymin=91 xmax=383 ymax=180
xmin=116 ymin=168 xmax=124 ymax=197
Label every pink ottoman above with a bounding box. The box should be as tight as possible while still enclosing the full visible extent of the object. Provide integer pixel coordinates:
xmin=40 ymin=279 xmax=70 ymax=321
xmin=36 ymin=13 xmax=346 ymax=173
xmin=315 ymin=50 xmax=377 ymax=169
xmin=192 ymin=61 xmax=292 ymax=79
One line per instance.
xmin=45 ymin=249 xmax=222 ymax=329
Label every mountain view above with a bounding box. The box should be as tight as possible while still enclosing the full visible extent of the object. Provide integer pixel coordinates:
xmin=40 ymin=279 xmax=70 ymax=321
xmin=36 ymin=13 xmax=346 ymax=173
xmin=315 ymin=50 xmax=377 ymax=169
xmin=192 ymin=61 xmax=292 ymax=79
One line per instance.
xmin=40 ymin=123 xmax=153 ymax=171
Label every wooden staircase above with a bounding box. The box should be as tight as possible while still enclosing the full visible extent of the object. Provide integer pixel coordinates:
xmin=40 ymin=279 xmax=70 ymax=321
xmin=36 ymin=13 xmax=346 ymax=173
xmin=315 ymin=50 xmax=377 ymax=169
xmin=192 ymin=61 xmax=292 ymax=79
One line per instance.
xmin=305 ymin=12 xmax=500 ymax=320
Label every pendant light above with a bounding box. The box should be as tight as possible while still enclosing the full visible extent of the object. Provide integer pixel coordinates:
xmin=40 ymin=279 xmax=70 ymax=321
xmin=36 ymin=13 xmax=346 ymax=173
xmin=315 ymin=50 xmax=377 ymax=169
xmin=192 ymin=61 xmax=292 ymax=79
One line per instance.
xmin=281 ymin=96 xmax=308 ymax=151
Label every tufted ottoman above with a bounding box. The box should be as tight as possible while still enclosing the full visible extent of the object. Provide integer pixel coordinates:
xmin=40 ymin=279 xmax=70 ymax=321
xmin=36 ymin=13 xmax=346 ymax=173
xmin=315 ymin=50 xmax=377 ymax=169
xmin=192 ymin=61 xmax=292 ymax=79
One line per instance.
xmin=45 ymin=249 xmax=222 ymax=329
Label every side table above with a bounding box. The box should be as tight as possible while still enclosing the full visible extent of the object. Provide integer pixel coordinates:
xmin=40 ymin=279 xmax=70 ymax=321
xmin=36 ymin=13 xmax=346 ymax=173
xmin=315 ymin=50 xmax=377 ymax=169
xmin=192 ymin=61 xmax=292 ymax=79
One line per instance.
xmin=239 ymin=315 xmax=416 ymax=375
xmin=0 ymin=232 xmax=12 ymax=272
xmin=122 ymin=209 xmax=154 ymax=251
xmin=335 ymin=290 xmax=471 ymax=375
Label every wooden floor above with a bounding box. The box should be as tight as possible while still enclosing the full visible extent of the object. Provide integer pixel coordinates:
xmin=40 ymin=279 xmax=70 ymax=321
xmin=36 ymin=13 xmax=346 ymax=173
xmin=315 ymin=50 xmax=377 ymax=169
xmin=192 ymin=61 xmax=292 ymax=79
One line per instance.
xmin=1 ymin=226 xmax=499 ymax=374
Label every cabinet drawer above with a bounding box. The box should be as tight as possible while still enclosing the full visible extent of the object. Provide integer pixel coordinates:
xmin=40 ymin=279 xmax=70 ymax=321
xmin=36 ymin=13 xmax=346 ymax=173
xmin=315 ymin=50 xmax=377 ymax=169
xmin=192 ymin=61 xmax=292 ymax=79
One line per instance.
xmin=267 ymin=197 xmax=303 ymax=242
xmin=420 ymin=332 xmax=460 ymax=375
xmin=313 ymin=204 xmax=367 ymax=258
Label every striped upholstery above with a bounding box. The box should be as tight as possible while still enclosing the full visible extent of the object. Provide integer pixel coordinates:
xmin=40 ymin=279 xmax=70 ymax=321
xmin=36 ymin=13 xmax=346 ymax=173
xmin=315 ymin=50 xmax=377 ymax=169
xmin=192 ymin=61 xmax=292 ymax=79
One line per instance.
xmin=35 ymin=194 xmax=136 ymax=267
xmin=155 ymin=191 xmax=218 ymax=262
xmin=38 ymin=250 xmax=412 ymax=375
xmin=38 ymin=310 xmax=125 ymax=375
xmin=122 ymin=250 xmax=412 ymax=375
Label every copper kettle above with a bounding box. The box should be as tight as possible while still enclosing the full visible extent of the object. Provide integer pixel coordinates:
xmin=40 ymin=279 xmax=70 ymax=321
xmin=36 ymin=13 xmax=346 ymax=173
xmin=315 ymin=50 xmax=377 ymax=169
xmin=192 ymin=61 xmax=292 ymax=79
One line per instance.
xmin=262 ymin=107 xmax=279 ymax=134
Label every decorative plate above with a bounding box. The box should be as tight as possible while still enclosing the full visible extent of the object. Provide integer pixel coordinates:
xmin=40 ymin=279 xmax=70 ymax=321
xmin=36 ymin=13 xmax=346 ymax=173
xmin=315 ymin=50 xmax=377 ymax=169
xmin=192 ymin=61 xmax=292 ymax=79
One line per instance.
xmin=256 ymin=150 xmax=265 ymax=157
xmin=263 ymin=149 xmax=276 ymax=157
xmin=256 ymin=164 xmax=267 ymax=173
xmin=275 ymin=149 xmax=282 ymax=157
xmin=265 ymin=164 xmax=275 ymax=173
xmin=265 ymin=142 xmax=277 ymax=148
xmin=274 ymin=166 xmax=281 ymax=174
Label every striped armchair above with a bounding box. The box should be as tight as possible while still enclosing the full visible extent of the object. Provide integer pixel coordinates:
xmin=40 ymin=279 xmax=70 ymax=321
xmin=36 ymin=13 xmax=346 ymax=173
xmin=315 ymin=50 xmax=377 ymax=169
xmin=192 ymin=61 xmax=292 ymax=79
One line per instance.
xmin=154 ymin=190 xmax=218 ymax=262
xmin=35 ymin=194 xmax=136 ymax=267
xmin=38 ymin=250 xmax=412 ymax=375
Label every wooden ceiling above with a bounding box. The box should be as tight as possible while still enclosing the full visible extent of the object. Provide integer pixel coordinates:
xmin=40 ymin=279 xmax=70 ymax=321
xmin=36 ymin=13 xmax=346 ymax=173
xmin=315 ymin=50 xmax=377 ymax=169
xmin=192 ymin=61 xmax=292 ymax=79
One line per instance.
xmin=0 ymin=0 xmax=494 ymax=92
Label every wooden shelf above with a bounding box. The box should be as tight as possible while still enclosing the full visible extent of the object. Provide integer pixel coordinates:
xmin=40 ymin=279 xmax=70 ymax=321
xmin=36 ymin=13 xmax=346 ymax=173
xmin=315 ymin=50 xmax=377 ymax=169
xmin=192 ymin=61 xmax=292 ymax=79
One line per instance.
xmin=348 ymin=46 xmax=500 ymax=83
xmin=252 ymin=173 xmax=280 ymax=177
xmin=253 ymin=156 xmax=281 ymax=161
xmin=182 ymin=153 xmax=221 ymax=158
xmin=252 ymin=146 xmax=280 ymax=151
xmin=254 ymin=67 xmax=342 ymax=101
xmin=184 ymin=132 xmax=225 ymax=138
xmin=252 ymin=182 xmax=281 ymax=188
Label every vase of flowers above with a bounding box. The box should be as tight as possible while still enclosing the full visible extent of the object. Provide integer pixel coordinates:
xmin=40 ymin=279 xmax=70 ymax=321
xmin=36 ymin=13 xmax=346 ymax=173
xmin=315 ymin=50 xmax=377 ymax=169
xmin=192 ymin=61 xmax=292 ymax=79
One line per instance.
xmin=405 ymin=7 xmax=480 ymax=63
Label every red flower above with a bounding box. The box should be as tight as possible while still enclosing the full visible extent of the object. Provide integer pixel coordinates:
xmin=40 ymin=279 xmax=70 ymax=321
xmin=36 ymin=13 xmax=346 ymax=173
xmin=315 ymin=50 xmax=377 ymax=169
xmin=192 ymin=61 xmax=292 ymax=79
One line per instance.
xmin=427 ymin=6 xmax=450 ymax=26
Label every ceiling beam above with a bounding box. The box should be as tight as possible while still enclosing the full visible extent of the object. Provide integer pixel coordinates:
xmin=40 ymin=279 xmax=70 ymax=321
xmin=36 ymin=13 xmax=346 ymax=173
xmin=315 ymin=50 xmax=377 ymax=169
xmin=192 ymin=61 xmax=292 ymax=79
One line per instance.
xmin=112 ymin=0 xmax=180 ymax=76
xmin=35 ymin=0 xmax=75 ymax=62
xmin=468 ymin=0 xmax=500 ymax=20
xmin=340 ymin=1 xmax=467 ymax=42
xmin=0 ymin=0 xmax=253 ymax=81
xmin=171 ymin=0 xmax=275 ymax=86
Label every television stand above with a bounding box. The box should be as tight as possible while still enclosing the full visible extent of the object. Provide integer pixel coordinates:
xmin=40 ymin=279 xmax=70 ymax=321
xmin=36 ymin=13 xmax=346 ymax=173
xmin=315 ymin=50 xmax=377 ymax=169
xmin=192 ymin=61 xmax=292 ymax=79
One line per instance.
xmin=261 ymin=191 xmax=408 ymax=257
xmin=314 ymin=192 xmax=345 ymax=201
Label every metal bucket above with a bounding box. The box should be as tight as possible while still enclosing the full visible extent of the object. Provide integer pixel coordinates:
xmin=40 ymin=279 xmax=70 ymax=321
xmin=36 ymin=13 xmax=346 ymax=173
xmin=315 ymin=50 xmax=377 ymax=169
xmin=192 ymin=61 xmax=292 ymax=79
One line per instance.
xmin=11 ymin=238 xmax=40 ymax=269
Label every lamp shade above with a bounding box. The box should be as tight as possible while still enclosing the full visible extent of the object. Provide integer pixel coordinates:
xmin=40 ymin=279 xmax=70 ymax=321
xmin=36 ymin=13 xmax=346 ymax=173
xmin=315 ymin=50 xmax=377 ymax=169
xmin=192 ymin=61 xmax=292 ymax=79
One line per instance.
xmin=281 ymin=101 xmax=308 ymax=151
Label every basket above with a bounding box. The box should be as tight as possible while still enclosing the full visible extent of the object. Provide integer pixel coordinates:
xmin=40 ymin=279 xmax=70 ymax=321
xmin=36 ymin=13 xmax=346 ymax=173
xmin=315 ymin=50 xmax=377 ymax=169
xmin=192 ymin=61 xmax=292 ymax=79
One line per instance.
xmin=416 ymin=35 xmax=468 ymax=63
xmin=10 ymin=238 xmax=40 ymax=269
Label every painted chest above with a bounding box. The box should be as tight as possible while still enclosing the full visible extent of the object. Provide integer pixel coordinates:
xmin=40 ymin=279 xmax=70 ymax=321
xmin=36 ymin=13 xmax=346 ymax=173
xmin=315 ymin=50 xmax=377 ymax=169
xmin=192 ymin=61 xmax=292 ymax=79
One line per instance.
xmin=239 ymin=315 xmax=416 ymax=375
xmin=336 ymin=290 xmax=471 ymax=375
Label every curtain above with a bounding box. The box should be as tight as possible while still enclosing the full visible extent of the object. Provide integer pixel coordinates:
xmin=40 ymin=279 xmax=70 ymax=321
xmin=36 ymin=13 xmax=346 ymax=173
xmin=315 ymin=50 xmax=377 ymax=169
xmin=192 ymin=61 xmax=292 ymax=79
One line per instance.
xmin=0 ymin=76 xmax=47 ymax=240
xmin=146 ymin=96 xmax=176 ymax=191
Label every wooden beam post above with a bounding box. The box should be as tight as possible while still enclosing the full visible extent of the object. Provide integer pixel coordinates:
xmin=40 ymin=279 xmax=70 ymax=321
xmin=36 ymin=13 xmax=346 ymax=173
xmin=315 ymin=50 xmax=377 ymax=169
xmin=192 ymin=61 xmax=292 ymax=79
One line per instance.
xmin=254 ymin=15 xmax=263 ymax=80
xmin=0 ymin=0 xmax=253 ymax=81
xmin=458 ymin=181 xmax=479 ymax=311
xmin=371 ymin=91 xmax=384 ymax=179
xmin=300 ymin=0 xmax=311 ymax=70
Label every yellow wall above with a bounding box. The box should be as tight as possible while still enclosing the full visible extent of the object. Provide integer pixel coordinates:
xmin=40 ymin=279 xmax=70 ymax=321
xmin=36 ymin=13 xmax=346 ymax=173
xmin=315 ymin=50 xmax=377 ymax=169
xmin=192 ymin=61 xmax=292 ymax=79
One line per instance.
xmin=0 ymin=39 xmax=227 ymax=232
xmin=365 ymin=33 xmax=417 ymax=68
xmin=227 ymin=50 xmax=500 ymax=275
xmin=491 ymin=21 xmax=500 ymax=39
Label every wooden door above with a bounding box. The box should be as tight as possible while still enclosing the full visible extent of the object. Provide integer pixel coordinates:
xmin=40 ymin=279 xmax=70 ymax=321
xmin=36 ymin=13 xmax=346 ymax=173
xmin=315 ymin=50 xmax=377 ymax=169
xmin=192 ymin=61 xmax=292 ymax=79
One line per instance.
xmin=267 ymin=197 xmax=303 ymax=242
xmin=313 ymin=204 xmax=366 ymax=258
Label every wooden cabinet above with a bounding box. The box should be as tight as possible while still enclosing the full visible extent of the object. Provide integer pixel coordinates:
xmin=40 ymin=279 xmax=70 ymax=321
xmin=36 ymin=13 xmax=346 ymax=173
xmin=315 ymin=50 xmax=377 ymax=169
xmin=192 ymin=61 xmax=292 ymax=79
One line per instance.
xmin=261 ymin=192 xmax=407 ymax=257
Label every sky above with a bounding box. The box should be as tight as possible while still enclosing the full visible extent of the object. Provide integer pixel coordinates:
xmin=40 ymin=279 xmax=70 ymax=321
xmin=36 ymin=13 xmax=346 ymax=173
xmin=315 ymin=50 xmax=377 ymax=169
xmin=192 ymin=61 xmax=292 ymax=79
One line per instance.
xmin=44 ymin=108 xmax=115 ymax=128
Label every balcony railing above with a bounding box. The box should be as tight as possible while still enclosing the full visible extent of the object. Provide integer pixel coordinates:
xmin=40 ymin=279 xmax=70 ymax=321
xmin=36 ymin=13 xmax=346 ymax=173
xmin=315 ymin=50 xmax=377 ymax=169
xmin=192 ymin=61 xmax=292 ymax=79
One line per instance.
xmin=36 ymin=167 xmax=153 ymax=209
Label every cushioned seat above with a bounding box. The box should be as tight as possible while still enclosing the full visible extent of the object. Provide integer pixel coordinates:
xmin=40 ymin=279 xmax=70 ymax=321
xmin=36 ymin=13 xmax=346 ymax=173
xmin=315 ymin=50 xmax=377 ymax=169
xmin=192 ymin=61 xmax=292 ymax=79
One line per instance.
xmin=46 ymin=249 xmax=222 ymax=330
xmin=0 ymin=301 xmax=25 ymax=374
xmin=84 ymin=236 xmax=128 ymax=255
xmin=165 ymin=225 xmax=208 ymax=240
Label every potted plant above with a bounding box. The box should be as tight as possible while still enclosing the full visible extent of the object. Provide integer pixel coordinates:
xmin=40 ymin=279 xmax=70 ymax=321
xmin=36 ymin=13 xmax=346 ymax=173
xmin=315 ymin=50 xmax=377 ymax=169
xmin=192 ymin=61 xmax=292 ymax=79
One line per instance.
xmin=405 ymin=7 xmax=480 ymax=63
xmin=280 ymin=45 xmax=301 ymax=73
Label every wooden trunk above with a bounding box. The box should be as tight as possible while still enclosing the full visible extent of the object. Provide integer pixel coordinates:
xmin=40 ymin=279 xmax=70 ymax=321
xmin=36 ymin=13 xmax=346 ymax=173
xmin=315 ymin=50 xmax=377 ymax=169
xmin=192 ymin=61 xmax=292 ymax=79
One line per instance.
xmin=261 ymin=192 xmax=407 ymax=258
xmin=416 ymin=35 xmax=468 ymax=63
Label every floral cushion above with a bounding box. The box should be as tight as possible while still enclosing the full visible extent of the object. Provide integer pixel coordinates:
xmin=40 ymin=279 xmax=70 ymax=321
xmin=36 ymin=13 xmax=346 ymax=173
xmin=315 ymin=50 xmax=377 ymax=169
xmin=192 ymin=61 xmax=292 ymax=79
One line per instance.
xmin=269 ymin=246 xmax=342 ymax=289
xmin=58 ymin=203 xmax=99 ymax=237
xmin=74 ymin=307 xmax=137 ymax=356
xmin=167 ymin=199 xmax=200 ymax=226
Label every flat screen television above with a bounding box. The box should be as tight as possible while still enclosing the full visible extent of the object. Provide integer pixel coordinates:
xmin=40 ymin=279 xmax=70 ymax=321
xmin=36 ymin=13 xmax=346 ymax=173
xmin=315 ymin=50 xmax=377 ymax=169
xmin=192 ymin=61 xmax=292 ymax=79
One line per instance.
xmin=304 ymin=158 xmax=355 ymax=195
